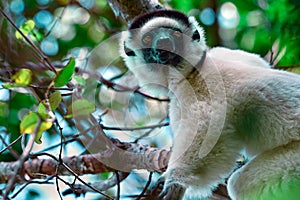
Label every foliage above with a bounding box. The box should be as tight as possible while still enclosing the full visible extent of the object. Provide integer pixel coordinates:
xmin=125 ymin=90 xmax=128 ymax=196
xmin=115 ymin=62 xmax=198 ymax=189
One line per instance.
xmin=170 ymin=0 xmax=300 ymax=66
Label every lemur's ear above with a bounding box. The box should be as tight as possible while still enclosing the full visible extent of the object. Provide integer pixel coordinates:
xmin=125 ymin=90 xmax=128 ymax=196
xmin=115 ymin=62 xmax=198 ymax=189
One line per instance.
xmin=124 ymin=42 xmax=136 ymax=57
xmin=192 ymin=29 xmax=200 ymax=42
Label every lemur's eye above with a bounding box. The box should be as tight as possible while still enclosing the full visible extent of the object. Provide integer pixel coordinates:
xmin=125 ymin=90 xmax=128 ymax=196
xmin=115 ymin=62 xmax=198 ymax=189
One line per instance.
xmin=142 ymin=34 xmax=153 ymax=44
xmin=192 ymin=30 xmax=200 ymax=41
xmin=173 ymin=30 xmax=182 ymax=38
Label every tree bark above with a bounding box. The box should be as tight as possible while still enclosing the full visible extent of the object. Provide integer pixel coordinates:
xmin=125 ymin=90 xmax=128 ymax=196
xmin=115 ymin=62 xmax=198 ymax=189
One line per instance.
xmin=0 ymin=138 xmax=170 ymax=184
xmin=106 ymin=0 xmax=164 ymax=23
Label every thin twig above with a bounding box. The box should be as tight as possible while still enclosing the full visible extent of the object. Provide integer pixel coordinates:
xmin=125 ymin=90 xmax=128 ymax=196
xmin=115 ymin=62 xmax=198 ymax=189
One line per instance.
xmin=10 ymin=175 xmax=56 ymax=199
xmin=134 ymin=116 xmax=168 ymax=143
xmin=0 ymin=8 xmax=56 ymax=73
xmin=33 ymin=152 xmax=114 ymax=200
xmin=77 ymin=67 xmax=169 ymax=102
xmin=137 ymin=172 xmax=153 ymax=200
xmin=4 ymin=118 xmax=41 ymax=199
xmin=101 ymin=122 xmax=169 ymax=131
xmin=0 ymin=134 xmax=21 ymax=158
xmin=115 ymin=171 xmax=120 ymax=200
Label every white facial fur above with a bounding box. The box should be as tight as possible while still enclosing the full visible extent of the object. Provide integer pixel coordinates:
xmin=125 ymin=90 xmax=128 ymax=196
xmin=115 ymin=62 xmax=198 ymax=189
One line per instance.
xmin=120 ymin=15 xmax=207 ymax=97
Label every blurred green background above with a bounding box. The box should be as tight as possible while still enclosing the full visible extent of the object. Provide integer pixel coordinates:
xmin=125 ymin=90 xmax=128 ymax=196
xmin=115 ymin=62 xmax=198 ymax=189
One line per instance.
xmin=2 ymin=0 xmax=299 ymax=65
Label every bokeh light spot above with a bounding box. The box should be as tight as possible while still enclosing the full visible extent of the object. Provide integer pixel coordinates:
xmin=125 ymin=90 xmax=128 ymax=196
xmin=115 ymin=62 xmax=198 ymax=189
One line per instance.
xmin=36 ymin=0 xmax=51 ymax=6
xmin=34 ymin=10 xmax=53 ymax=28
xmin=41 ymin=36 xmax=59 ymax=56
xmin=200 ymin=8 xmax=215 ymax=26
xmin=10 ymin=0 xmax=25 ymax=14
xmin=79 ymin=0 xmax=94 ymax=9
xmin=218 ymin=2 xmax=239 ymax=29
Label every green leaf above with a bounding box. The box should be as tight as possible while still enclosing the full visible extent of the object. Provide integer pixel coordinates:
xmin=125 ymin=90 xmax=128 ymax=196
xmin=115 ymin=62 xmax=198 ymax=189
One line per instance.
xmin=37 ymin=91 xmax=62 ymax=119
xmin=15 ymin=20 xmax=35 ymax=39
xmin=12 ymin=69 xmax=32 ymax=86
xmin=54 ymin=57 xmax=76 ymax=87
xmin=66 ymin=99 xmax=96 ymax=118
xmin=49 ymin=91 xmax=62 ymax=110
xmin=100 ymin=172 xmax=112 ymax=179
xmin=73 ymin=75 xmax=86 ymax=86
xmin=2 ymin=83 xmax=32 ymax=93
xmin=0 ymin=102 xmax=8 ymax=118
xmin=20 ymin=112 xmax=39 ymax=134
xmin=20 ymin=112 xmax=53 ymax=144
xmin=37 ymin=103 xmax=48 ymax=120
xmin=36 ymin=121 xmax=52 ymax=144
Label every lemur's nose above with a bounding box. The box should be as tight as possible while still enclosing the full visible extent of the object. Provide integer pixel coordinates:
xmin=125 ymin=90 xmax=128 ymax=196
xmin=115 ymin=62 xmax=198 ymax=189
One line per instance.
xmin=155 ymin=38 xmax=174 ymax=52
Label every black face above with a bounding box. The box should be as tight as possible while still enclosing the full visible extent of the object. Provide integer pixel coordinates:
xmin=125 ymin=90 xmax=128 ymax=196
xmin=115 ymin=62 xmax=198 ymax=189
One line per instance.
xmin=140 ymin=27 xmax=184 ymax=66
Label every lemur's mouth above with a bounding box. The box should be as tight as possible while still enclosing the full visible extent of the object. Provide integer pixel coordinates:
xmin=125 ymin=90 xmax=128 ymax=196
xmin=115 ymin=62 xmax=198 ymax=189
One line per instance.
xmin=142 ymin=48 xmax=182 ymax=66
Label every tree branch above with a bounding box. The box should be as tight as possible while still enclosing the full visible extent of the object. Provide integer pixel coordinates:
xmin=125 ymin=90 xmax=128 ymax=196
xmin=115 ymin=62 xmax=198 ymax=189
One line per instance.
xmin=0 ymin=138 xmax=170 ymax=184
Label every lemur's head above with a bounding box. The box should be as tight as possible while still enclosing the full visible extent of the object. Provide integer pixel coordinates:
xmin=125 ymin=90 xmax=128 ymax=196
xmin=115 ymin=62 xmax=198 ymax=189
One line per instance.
xmin=120 ymin=10 xmax=207 ymax=96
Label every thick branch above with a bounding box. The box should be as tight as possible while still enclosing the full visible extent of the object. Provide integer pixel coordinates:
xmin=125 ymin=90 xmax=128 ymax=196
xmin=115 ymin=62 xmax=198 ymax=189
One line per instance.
xmin=0 ymin=138 xmax=170 ymax=184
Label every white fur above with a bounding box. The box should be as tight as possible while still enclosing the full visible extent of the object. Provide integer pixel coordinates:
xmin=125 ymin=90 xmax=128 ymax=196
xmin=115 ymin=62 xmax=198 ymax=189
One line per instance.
xmin=120 ymin=13 xmax=300 ymax=199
